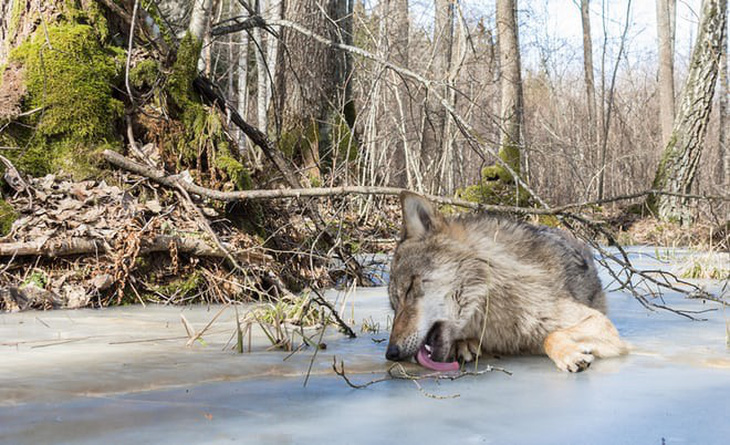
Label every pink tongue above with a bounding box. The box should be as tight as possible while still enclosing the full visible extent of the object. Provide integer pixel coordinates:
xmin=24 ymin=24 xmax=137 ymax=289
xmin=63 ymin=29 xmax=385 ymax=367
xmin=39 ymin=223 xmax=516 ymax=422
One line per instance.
xmin=415 ymin=345 xmax=459 ymax=372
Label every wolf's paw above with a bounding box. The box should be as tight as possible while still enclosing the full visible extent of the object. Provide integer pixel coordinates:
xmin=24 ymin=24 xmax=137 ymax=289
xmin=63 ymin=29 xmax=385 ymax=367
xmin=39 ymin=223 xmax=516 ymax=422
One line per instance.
xmin=455 ymin=339 xmax=482 ymax=362
xmin=556 ymin=350 xmax=594 ymax=373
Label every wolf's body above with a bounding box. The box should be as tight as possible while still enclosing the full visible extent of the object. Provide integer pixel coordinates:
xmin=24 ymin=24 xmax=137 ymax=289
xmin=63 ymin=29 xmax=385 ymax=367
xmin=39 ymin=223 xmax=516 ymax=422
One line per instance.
xmin=386 ymin=192 xmax=628 ymax=372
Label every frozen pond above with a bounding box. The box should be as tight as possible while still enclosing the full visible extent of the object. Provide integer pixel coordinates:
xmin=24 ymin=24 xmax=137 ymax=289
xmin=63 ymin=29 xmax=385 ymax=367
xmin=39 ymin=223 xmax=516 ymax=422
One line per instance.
xmin=1 ymin=249 xmax=729 ymax=444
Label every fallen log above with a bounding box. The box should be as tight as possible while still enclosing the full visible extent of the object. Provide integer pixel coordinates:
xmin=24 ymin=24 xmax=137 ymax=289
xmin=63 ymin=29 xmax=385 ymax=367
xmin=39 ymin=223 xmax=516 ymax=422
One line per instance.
xmin=0 ymin=234 xmax=272 ymax=263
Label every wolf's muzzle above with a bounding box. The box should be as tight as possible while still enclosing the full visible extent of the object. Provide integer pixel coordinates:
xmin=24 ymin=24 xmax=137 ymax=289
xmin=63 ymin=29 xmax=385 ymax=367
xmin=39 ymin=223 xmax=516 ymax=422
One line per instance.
xmin=385 ymin=343 xmax=401 ymax=361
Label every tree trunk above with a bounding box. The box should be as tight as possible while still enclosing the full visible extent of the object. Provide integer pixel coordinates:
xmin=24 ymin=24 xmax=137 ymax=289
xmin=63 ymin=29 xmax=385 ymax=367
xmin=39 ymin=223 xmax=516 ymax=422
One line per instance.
xmin=580 ymin=0 xmax=597 ymax=139
xmin=189 ymin=0 xmax=213 ymax=41
xmin=494 ymin=0 xmax=523 ymax=182
xmin=719 ymin=15 xmax=729 ymax=226
xmin=0 ymin=0 xmax=16 ymax=65
xmin=419 ymin=0 xmax=453 ymax=193
xmin=253 ymin=25 xmax=268 ymax=132
xmin=276 ymin=0 xmax=346 ymax=184
xmin=236 ymin=1 xmax=250 ymax=154
xmin=648 ymin=0 xmax=727 ymax=223
xmin=656 ymin=0 xmax=676 ymax=147
xmin=264 ymin=0 xmax=283 ymax=114
xmin=719 ymin=16 xmax=729 ymax=190
xmin=383 ymin=0 xmax=411 ymax=188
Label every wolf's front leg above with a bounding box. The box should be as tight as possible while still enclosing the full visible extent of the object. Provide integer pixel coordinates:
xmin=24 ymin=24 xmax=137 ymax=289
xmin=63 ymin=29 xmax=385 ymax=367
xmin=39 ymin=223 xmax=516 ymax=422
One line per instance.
xmin=543 ymin=304 xmax=628 ymax=372
xmin=454 ymin=338 xmax=482 ymax=362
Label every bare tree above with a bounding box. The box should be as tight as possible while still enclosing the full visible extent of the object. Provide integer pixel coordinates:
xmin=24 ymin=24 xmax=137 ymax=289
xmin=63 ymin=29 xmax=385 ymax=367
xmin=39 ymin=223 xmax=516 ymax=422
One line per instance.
xmin=236 ymin=1 xmax=250 ymax=155
xmin=580 ymin=0 xmax=597 ymax=139
xmin=596 ymin=0 xmax=632 ymax=200
xmin=190 ymin=0 xmax=213 ymax=56
xmin=421 ymin=0 xmax=455 ymax=192
xmin=492 ymin=0 xmax=523 ymax=183
xmin=382 ymin=0 xmax=412 ymax=188
xmin=253 ymin=5 xmax=269 ymax=132
xmin=265 ymin=0 xmax=283 ymax=110
xmin=719 ymin=13 xmax=729 ymax=226
xmin=719 ymin=15 xmax=729 ymax=190
xmin=275 ymin=0 xmax=348 ymax=183
xmin=656 ymin=0 xmax=676 ymax=146
xmin=649 ymin=0 xmax=728 ymax=223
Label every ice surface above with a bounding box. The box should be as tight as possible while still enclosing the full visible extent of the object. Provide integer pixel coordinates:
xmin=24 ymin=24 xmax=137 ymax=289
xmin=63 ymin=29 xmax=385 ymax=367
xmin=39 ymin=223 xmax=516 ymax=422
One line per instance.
xmin=1 ymin=248 xmax=729 ymax=444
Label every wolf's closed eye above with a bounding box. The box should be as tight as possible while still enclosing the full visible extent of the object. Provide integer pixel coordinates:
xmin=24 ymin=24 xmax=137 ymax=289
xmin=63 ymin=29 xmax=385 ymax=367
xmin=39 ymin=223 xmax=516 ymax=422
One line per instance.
xmin=403 ymin=278 xmax=415 ymax=301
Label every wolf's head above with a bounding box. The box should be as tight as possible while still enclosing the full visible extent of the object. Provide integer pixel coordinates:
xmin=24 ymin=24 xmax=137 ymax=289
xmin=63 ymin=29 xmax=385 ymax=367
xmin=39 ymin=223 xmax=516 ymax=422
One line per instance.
xmin=386 ymin=192 xmax=487 ymax=364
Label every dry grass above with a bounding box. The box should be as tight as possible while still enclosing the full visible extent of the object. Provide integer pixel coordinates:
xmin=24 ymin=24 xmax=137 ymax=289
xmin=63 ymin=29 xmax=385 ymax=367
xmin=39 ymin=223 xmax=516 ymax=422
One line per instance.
xmin=241 ymin=292 xmax=332 ymax=351
xmin=675 ymin=252 xmax=730 ymax=280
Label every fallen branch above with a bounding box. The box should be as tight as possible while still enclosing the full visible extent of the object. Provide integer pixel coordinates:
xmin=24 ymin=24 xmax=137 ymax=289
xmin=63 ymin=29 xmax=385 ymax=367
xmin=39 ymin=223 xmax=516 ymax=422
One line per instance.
xmin=101 ymin=151 xmax=727 ymax=318
xmin=311 ymin=288 xmax=357 ymax=339
xmin=332 ymin=356 xmax=511 ymax=396
xmin=103 ymin=150 xmax=727 ymax=213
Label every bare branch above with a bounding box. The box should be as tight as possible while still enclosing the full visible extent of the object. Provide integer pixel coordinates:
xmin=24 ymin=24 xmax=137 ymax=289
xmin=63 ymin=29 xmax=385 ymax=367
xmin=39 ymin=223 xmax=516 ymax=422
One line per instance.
xmin=332 ymin=356 xmax=511 ymax=393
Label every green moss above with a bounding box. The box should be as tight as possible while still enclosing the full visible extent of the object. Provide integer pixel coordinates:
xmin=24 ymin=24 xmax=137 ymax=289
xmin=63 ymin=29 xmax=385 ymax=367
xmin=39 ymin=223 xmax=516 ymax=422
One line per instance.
xmin=167 ymin=33 xmax=202 ymax=114
xmin=23 ymin=270 xmax=48 ymax=289
xmin=333 ymin=114 xmax=358 ymax=162
xmin=279 ymin=119 xmax=320 ymax=159
xmin=62 ymin=0 xmax=110 ymax=41
xmin=0 ymin=199 xmax=18 ymax=237
xmin=8 ymin=0 xmax=24 ymax=41
xmin=537 ymin=215 xmax=560 ymax=227
xmin=156 ymin=271 xmax=203 ymax=299
xmin=165 ymin=33 xmax=212 ymax=163
xmin=11 ymin=24 xmax=123 ymax=140
xmin=481 ymin=165 xmax=501 ymax=181
xmin=456 ymin=172 xmax=530 ymax=207
xmin=648 ymin=133 xmax=678 ymax=212
xmin=456 ymin=157 xmax=532 ymax=207
xmin=154 ymin=33 xmax=249 ymax=190
xmin=9 ymin=23 xmax=124 ymax=177
xmin=129 ymin=59 xmax=159 ymax=89
xmin=217 ymin=154 xmax=253 ymax=190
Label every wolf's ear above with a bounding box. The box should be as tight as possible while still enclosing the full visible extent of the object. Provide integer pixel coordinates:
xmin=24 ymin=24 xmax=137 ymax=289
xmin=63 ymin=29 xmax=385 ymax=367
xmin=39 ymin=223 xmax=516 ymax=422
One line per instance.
xmin=400 ymin=191 xmax=445 ymax=239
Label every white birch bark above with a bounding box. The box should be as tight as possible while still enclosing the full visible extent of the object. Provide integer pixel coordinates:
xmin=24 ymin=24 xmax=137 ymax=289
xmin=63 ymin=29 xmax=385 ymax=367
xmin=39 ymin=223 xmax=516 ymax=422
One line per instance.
xmin=189 ymin=0 xmax=213 ymax=72
xmin=264 ymin=0 xmax=283 ymax=113
xmin=650 ymin=0 xmax=727 ymax=223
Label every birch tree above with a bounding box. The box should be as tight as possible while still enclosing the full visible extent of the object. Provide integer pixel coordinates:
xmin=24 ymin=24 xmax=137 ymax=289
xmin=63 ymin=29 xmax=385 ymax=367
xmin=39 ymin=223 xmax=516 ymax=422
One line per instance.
xmin=648 ymin=0 xmax=728 ymax=223
xmin=264 ymin=0 xmax=283 ymax=117
xmin=236 ymin=1 xmax=250 ymax=154
xmin=190 ymin=0 xmax=213 ymax=49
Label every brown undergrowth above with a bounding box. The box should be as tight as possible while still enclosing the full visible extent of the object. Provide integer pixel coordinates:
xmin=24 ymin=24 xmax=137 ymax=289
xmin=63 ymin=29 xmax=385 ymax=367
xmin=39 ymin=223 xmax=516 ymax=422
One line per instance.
xmin=0 ymin=171 xmax=398 ymax=312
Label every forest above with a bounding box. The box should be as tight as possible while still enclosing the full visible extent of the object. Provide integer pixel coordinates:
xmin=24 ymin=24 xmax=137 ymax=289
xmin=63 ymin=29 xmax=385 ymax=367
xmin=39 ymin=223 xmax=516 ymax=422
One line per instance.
xmin=0 ymin=0 xmax=727 ymax=313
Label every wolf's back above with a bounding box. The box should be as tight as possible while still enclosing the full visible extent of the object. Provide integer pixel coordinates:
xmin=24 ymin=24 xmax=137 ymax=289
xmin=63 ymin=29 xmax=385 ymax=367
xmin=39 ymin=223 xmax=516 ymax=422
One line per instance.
xmin=458 ymin=214 xmax=607 ymax=312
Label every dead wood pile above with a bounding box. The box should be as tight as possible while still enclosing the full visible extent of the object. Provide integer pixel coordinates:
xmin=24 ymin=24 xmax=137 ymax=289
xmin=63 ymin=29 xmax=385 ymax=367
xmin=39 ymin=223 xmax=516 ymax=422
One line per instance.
xmin=0 ymin=172 xmax=396 ymax=312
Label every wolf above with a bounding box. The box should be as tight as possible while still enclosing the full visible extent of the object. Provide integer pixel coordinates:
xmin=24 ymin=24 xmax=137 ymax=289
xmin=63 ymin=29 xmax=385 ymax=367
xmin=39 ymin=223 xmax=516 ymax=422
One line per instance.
xmin=386 ymin=192 xmax=627 ymax=372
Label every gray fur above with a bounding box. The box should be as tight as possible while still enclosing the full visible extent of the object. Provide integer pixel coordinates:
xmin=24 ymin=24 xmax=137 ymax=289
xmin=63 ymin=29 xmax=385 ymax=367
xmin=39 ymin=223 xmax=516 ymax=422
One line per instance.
xmin=387 ymin=192 xmax=622 ymax=368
